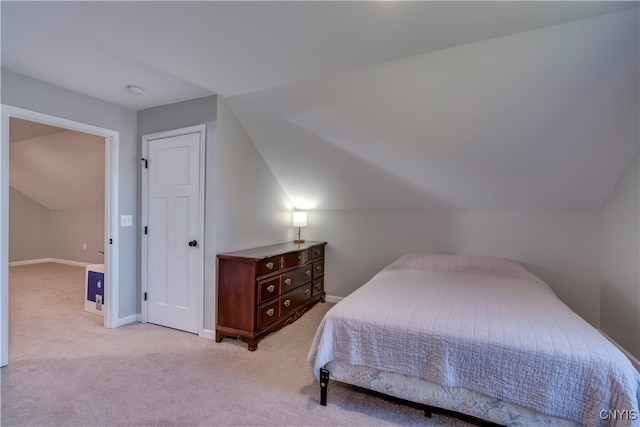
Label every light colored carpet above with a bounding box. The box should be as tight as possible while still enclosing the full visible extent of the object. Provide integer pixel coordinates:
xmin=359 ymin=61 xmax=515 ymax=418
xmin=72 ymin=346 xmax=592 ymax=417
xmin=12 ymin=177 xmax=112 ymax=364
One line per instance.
xmin=2 ymin=262 xmax=476 ymax=426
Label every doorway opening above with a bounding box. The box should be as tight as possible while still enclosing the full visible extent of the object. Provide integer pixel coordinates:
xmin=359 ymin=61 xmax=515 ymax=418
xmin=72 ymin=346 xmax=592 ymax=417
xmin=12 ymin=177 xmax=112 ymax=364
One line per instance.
xmin=1 ymin=105 xmax=120 ymax=367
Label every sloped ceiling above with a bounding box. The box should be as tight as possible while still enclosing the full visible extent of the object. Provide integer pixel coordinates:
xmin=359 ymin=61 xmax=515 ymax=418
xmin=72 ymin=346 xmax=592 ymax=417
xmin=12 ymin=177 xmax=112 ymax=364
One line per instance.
xmin=2 ymin=2 xmax=638 ymax=210
xmin=10 ymin=119 xmax=66 ymax=143
xmin=10 ymin=118 xmax=105 ymax=211
xmin=229 ymin=9 xmax=639 ymax=209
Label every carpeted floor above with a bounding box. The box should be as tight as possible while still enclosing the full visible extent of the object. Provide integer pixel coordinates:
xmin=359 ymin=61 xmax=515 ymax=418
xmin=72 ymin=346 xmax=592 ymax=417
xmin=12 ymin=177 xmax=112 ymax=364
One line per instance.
xmin=2 ymin=262 xmax=476 ymax=426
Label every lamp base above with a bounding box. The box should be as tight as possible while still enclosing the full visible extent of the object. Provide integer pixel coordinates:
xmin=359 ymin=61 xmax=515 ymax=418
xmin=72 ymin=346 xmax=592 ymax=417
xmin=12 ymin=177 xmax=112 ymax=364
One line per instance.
xmin=294 ymin=238 xmax=305 ymax=244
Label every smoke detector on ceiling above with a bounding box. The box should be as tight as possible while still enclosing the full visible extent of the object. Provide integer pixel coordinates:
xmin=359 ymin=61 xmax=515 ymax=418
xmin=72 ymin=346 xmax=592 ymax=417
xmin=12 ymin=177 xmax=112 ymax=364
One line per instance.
xmin=126 ymin=85 xmax=145 ymax=95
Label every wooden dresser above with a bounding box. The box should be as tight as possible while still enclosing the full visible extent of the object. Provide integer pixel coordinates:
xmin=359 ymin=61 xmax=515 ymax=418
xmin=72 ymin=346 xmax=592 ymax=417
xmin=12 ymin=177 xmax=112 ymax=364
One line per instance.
xmin=216 ymin=241 xmax=327 ymax=351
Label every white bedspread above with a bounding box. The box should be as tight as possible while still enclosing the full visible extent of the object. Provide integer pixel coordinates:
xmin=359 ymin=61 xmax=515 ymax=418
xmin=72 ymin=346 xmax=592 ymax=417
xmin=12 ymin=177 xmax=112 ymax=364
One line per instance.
xmin=308 ymin=253 xmax=640 ymax=427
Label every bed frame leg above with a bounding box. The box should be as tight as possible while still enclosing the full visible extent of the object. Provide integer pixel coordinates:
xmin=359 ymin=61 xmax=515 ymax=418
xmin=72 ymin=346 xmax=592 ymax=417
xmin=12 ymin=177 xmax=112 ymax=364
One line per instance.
xmin=424 ymin=408 xmax=432 ymax=418
xmin=320 ymin=368 xmax=329 ymax=406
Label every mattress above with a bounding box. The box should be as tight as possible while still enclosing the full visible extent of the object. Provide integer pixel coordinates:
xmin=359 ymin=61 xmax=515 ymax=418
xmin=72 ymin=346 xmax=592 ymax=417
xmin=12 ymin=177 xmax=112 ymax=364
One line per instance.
xmin=308 ymin=253 xmax=640 ymax=427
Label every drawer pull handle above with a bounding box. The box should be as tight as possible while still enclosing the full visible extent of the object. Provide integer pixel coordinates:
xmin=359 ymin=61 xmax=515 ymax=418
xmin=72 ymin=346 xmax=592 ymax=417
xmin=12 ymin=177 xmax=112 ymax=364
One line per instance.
xmin=267 ymin=285 xmax=275 ymax=293
xmin=305 ymin=288 xmax=311 ymax=296
xmin=297 ymin=255 xmax=302 ymax=261
xmin=284 ymin=300 xmax=291 ymax=307
xmin=305 ymin=270 xmax=311 ymax=277
xmin=266 ymin=308 xmax=275 ymax=317
xmin=284 ymin=278 xmax=292 ymax=286
xmin=315 ymin=249 xmax=321 ymax=255
xmin=315 ymin=282 xmax=321 ymax=289
xmin=266 ymin=262 xmax=274 ymax=270
xmin=280 ymin=257 xmax=285 ymax=268
xmin=316 ymin=266 xmax=322 ymax=272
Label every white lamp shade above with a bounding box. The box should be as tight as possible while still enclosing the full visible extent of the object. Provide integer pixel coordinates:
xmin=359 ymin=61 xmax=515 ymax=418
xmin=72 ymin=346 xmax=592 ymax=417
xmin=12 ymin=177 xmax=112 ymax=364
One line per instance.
xmin=292 ymin=211 xmax=308 ymax=227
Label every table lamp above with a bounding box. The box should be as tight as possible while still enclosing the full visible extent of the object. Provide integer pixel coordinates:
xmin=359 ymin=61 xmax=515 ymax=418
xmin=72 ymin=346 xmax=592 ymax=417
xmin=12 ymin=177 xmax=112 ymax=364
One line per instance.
xmin=292 ymin=211 xmax=307 ymax=243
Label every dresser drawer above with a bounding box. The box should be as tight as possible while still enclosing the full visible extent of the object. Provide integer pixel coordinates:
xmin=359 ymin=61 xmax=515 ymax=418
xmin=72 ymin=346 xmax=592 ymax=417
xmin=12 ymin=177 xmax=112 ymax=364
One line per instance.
xmin=282 ymin=250 xmax=308 ymax=269
xmin=257 ymin=277 xmax=280 ymax=304
xmin=257 ymin=300 xmax=280 ymax=329
xmin=309 ymin=245 xmax=324 ymax=260
xmin=257 ymin=256 xmax=281 ymax=277
xmin=281 ymin=265 xmax=312 ymax=292
xmin=312 ymin=261 xmax=324 ymax=278
xmin=281 ymin=283 xmax=312 ymax=315
xmin=312 ymin=277 xmax=324 ymax=297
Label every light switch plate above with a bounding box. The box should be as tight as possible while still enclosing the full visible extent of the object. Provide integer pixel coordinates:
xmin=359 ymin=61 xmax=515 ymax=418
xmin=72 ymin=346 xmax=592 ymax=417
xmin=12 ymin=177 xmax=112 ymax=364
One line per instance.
xmin=121 ymin=215 xmax=133 ymax=227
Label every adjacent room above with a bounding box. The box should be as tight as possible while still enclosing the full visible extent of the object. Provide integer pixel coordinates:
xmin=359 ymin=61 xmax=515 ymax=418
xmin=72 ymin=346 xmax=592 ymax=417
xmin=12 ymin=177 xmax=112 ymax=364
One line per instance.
xmin=1 ymin=2 xmax=639 ymax=426
xmin=8 ymin=118 xmax=107 ymax=360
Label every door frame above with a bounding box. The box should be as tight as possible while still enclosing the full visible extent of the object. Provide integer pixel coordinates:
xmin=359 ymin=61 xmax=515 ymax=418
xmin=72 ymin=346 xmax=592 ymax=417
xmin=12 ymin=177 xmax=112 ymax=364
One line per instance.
xmin=141 ymin=124 xmax=206 ymax=336
xmin=0 ymin=104 xmax=120 ymax=367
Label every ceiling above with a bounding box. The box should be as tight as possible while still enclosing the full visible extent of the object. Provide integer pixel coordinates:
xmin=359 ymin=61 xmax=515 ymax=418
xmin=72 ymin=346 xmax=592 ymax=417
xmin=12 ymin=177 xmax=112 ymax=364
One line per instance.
xmin=2 ymin=1 xmax=639 ymax=210
xmin=2 ymin=2 xmax=635 ymax=109
xmin=9 ymin=118 xmax=105 ymax=211
xmin=9 ymin=119 xmax=67 ymax=143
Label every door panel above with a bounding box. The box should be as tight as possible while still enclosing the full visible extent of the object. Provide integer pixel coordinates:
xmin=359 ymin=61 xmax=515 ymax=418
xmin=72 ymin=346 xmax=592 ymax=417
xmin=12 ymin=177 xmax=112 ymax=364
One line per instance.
xmin=146 ymin=131 xmax=201 ymax=333
xmin=153 ymin=196 xmax=169 ymax=305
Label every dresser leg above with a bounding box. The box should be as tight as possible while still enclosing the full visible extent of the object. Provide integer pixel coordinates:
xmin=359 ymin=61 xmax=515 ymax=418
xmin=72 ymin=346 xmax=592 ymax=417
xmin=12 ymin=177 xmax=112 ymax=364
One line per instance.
xmin=246 ymin=338 xmax=258 ymax=351
xmin=320 ymin=368 xmax=330 ymax=406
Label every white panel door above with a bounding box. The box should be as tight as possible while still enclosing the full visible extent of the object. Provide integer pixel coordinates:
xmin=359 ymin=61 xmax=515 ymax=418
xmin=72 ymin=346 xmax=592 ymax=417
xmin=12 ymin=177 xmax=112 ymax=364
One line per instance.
xmin=146 ymin=131 xmax=201 ymax=333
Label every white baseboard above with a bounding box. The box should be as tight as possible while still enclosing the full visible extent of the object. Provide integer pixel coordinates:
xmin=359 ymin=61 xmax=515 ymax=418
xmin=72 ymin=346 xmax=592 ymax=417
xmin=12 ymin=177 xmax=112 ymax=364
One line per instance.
xmin=325 ymin=295 xmax=343 ymax=304
xmin=202 ymin=329 xmax=216 ymax=340
xmin=9 ymin=258 xmax=51 ymax=266
xmin=599 ymin=329 xmax=640 ymax=371
xmin=50 ymin=258 xmax=92 ymax=267
xmin=113 ymin=314 xmax=138 ymax=328
xmin=9 ymin=258 xmax=91 ymax=267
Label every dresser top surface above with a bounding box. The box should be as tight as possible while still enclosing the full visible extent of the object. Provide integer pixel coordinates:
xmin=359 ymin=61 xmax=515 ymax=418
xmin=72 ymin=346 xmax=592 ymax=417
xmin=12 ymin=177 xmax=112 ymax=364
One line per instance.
xmin=217 ymin=241 xmax=326 ymax=261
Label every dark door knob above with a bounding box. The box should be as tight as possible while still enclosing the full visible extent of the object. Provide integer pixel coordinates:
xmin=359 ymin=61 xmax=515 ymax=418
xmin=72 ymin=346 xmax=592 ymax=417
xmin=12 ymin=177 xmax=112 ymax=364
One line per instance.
xmin=188 ymin=240 xmax=198 ymax=247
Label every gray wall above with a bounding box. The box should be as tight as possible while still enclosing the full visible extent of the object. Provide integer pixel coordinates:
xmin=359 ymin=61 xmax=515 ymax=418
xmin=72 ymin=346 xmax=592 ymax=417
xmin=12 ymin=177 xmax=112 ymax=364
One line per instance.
xmin=137 ymin=96 xmax=291 ymax=331
xmin=8 ymin=187 xmax=50 ymax=261
xmin=49 ymin=209 xmax=104 ymax=264
xmin=306 ymin=207 xmax=602 ymax=326
xmin=214 ymin=97 xmax=292 ymax=253
xmin=2 ymin=68 xmax=138 ymax=319
xmin=9 ymin=187 xmax=104 ymax=264
xmin=601 ymin=150 xmax=640 ymax=358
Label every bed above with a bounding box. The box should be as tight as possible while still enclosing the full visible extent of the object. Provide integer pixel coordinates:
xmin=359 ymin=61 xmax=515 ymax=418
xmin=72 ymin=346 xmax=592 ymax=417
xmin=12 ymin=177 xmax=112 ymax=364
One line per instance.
xmin=308 ymin=253 xmax=640 ymax=427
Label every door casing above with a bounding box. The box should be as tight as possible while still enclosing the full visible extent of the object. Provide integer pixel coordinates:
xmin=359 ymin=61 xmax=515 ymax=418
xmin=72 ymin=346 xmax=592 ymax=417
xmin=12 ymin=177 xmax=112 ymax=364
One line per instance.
xmin=141 ymin=124 xmax=206 ymax=336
